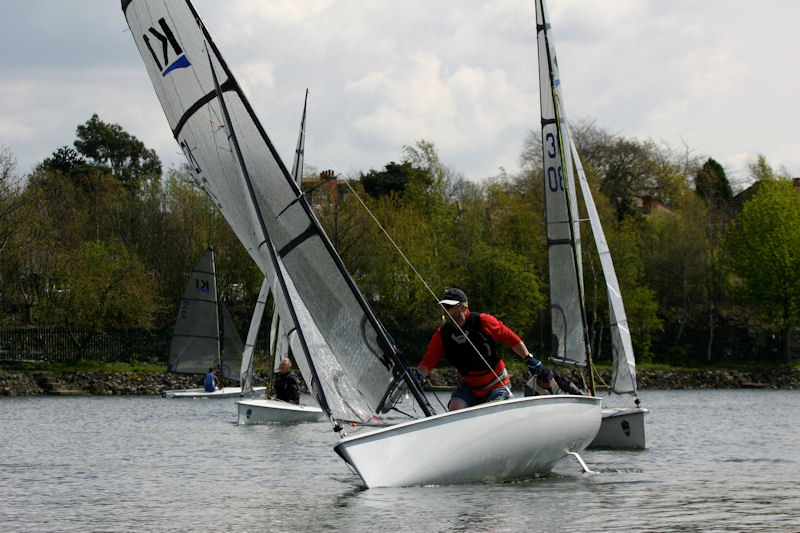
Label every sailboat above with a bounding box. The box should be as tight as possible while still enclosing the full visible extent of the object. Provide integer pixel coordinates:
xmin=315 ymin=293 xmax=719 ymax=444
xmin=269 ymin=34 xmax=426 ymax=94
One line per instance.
xmin=123 ymin=0 xmax=600 ymax=487
xmin=236 ymin=91 xmax=324 ymax=424
xmin=161 ymin=246 xmax=266 ymax=399
xmin=535 ymin=0 xmax=648 ymax=448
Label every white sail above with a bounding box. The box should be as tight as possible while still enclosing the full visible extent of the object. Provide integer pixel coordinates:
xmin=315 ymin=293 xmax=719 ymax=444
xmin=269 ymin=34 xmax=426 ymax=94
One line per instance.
xmin=536 ymin=0 xmax=588 ymax=368
xmin=568 ymin=135 xmax=637 ymax=395
xmin=122 ymin=0 xmax=426 ymax=426
xmin=239 ymin=276 xmax=270 ymax=393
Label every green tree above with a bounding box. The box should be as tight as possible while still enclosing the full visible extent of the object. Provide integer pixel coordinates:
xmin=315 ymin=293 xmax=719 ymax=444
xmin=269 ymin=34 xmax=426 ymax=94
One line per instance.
xmin=36 ymin=240 xmax=159 ymax=353
xmin=74 ymin=114 xmax=162 ymax=192
xmin=723 ymin=176 xmax=800 ymax=362
xmin=695 ymin=157 xmax=733 ymax=209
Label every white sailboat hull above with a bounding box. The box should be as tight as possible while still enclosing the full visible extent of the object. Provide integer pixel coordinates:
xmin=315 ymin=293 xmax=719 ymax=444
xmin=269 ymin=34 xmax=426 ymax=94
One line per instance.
xmin=162 ymin=386 xmax=266 ymax=399
xmin=589 ymin=407 xmax=648 ymax=449
xmin=334 ymin=395 xmax=601 ymax=488
xmin=237 ymin=398 xmax=324 ymax=424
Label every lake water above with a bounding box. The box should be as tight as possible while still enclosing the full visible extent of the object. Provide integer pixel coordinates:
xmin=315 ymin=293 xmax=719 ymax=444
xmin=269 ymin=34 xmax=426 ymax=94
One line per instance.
xmin=2 ymin=389 xmax=798 ymax=532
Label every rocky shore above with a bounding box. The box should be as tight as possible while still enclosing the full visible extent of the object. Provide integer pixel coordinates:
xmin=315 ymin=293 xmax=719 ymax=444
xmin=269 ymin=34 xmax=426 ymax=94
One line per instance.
xmin=1 ymin=367 xmax=799 ymax=397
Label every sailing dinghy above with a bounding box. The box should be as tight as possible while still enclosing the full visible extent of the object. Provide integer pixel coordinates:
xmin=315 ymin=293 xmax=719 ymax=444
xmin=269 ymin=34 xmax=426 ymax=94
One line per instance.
xmin=535 ymin=0 xmax=647 ymax=448
xmin=234 ymin=89 xmax=323 ymax=424
xmin=123 ymin=0 xmax=600 ymax=487
xmin=236 ymin=276 xmax=323 ymax=424
xmin=162 ymin=246 xmax=266 ymax=399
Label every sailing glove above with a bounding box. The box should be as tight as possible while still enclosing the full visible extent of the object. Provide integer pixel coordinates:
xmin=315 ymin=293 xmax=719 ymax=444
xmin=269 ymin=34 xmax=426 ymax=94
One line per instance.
xmin=412 ymin=368 xmax=426 ymax=384
xmin=525 ymin=355 xmax=554 ymax=382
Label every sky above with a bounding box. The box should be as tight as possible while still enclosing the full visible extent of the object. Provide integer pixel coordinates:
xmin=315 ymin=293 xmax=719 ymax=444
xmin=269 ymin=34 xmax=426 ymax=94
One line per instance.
xmin=2 ymin=0 xmax=798 ymax=191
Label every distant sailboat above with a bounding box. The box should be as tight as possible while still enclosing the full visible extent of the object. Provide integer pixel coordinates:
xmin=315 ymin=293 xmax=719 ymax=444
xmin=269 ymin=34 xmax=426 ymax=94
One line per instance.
xmin=236 ymin=96 xmax=324 ymax=423
xmin=535 ymin=0 xmax=647 ymax=448
xmin=124 ymin=0 xmax=600 ymax=487
xmin=162 ymin=246 xmax=266 ymax=399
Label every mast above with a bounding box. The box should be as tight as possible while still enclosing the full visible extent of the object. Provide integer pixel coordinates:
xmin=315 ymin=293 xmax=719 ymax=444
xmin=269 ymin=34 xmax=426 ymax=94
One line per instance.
xmin=536 ymin=0 xmax=596 ymax=394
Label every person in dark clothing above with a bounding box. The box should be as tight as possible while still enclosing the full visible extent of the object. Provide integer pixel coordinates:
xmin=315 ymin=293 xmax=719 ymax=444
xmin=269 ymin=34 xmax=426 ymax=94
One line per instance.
xmin=273 ymin=358 xmax=300 ymax=404
xmin=416 ymin=288 xmax=555 ymax=411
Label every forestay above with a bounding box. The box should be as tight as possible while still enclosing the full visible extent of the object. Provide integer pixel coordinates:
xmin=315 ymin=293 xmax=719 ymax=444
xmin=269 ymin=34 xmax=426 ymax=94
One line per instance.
xmin=123 ymin=0 xmax=421 ymax=426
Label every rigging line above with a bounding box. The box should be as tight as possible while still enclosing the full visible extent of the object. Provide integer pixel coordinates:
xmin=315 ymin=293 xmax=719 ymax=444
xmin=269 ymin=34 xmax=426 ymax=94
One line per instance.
xmin=340 ymin=179 xmax=515 ymax=395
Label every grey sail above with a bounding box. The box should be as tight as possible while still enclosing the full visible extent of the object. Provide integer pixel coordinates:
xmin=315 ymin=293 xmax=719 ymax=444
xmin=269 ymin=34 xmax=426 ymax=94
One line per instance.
xmin=569 ymin=135 xmax=637 ymax=395
xmin=220 ymin=301 xmax=243 ymax=381
xmin=123 ymin=0 xmax=429 ymax=426
xmin=168 ymin=247 xmax=220 ymax=375
xmin=536 ymin=0 xmax=588 ymax=368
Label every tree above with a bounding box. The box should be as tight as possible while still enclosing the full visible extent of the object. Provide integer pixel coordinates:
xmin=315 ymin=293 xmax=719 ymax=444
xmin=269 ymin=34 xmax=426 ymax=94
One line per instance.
xmin=74 ymin=114 xmax=162 ymax=192
xmin=36 ymin=240 xmax=159 ymax=353
xmin=695 ymin=157 xmax=733 ymax=209
xmin=723 ymin=176 xmax=800 ymax=363
xmin=360 ymin=161 xmax=417 ymax=198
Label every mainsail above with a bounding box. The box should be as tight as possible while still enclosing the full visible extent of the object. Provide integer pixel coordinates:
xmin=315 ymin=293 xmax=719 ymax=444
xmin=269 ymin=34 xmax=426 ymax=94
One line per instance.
xmin=536 ymin=0 xmax=589 ymax=369
xmin=123 ymin=0 xmax=432 ymax=426
xmin=168 ymin=246 xmax=242 ymax=379
xmin=168 ymin=247 xmax=219 ymax=375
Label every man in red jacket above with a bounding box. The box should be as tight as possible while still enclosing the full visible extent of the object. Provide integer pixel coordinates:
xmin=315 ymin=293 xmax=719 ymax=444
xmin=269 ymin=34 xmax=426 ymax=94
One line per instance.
xmin=416 ymin=288 xmax=555 ymax=411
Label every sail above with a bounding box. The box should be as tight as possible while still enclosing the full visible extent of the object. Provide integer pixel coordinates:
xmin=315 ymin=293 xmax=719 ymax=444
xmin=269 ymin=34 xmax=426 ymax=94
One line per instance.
xmin=123 ymin=0 xmax=423 ymax=425
xmin=536 ymin=0 xmax=587 ymax=368
xmin=240 ymin=276 xmax=270 ymax=393
xmin=291 ymin=89 xmax=308 ymax=187
xmin=168 ymin=247 xmax=220 ymax=375
xmin=569 ymin=136 xmax=638 ymax=395
xmin=220 ymin=302 xmax=243 ymax=381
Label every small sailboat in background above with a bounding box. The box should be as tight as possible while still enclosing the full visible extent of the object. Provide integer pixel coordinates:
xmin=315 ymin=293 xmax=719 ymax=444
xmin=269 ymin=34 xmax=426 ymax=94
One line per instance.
xmin=535 ymin=0 xmax=647 ymax=448
xmin=236 ymin=276 xmax=324 ymax=424
xmin=235 ymin=89 xmax=323 ymax=424
xmin=162 ymin=246 xmax=266 ymax=399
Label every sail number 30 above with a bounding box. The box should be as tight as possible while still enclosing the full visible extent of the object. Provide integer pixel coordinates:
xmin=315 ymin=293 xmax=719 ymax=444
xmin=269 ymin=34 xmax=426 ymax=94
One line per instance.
xmin=545 ymin=132 xmax=565 ymax=192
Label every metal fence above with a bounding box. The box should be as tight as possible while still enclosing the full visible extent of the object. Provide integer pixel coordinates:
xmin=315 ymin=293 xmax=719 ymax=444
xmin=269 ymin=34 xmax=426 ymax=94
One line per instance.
xmin=0 ymin=327 xmax=172 ymax=364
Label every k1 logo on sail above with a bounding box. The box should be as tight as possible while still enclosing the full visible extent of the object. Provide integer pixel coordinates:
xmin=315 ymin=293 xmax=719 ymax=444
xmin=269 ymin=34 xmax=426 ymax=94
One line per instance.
xmin=143 ymin=17 xmax=191 ymax=76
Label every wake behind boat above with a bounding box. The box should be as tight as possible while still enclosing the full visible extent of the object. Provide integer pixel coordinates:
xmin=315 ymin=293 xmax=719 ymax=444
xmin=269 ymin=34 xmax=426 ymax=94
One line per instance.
xmin=123 ymin=0 xmax=601 ymax=487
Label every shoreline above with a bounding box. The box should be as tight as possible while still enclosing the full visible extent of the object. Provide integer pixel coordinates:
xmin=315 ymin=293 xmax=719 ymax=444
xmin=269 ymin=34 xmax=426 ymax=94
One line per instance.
xmin=1 ymin=367 xmax=798 ymax=396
